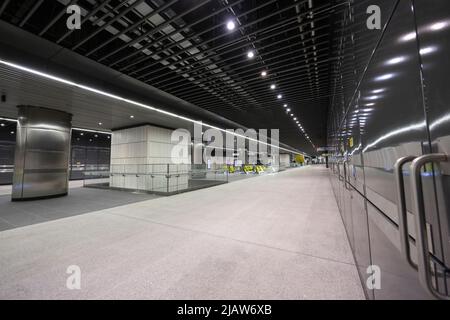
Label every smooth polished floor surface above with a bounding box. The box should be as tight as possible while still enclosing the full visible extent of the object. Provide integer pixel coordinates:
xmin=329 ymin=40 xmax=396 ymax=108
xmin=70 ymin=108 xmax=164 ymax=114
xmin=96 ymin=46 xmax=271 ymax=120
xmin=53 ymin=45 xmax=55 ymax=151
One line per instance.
xmin=0 ymin=166 xmax=365 ymax=299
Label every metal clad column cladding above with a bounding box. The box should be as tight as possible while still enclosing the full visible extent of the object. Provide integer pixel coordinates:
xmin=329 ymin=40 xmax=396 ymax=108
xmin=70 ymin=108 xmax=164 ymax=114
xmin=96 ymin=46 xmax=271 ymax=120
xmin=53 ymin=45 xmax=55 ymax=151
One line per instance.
xmin=12 ymin=106 xmax=72 ymax=201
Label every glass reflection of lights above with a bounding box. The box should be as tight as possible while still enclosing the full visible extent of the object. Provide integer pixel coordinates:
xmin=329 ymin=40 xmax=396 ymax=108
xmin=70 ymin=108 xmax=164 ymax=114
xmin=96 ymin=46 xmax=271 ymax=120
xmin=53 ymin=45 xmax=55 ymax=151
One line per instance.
xmin=371 ymin=89 xmax=385 ymax=94
xmin=362 ymin=121 xmax=426 ymax=152
xmin=420 ymin=46 xmax=437 ymax=55
xmin=399 ymin=31 xmax=416 ymax=42
xmin=429 ymin=20 xmax=450 ymax=31
xmin=375 ymin=73 xmax=395 ymax=81
xmin=429 ymin=113 xmax=450 ymax=130
xmin=386 ymin=56 xmax=407 ymax=65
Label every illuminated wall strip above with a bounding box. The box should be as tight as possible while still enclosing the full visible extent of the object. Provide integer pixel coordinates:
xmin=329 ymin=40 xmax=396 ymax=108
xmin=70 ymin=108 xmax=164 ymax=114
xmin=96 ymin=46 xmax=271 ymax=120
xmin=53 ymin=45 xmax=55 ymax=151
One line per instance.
xmin=0 ymin=58 xmax=307 ymax=156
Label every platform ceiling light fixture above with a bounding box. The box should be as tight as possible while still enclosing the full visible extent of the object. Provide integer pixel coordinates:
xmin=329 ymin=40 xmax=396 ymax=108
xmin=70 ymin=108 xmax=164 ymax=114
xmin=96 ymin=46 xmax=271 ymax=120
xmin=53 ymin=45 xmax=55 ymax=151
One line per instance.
xmin=283 ymin=104 xmax=287 ymax=107
xmin=277 ymin=94 xmax=282 ymax=99
xmin=0 ymin=58 xmax=307 ymax=156
xmin=261 ymin=70 xmax=267 ymax=77
xmin=98 ymin=122 xmax=103 ymax=126
xmin=270 ymin=84 xmax=276 ymax=90
xmin=247 ymin=50 xmax=255 ymax=59
xmin=226 ymin=20 xmax=236 ymax=31
xmin=73 ymin=127 xmax=112 ymax=135
xmin=130 ymin=115 xmax=134 ymax=119
xmin=286 ymin=108 xmax=291 ymax=112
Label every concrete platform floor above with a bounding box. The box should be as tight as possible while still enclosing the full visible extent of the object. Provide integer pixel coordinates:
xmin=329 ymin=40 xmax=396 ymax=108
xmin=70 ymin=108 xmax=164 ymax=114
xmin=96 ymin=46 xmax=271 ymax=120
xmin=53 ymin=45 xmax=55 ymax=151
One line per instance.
xmin=0 ymin=188 xmax=159 ymax=231
xmin=0 ymin=165 xmax=365 ymax=300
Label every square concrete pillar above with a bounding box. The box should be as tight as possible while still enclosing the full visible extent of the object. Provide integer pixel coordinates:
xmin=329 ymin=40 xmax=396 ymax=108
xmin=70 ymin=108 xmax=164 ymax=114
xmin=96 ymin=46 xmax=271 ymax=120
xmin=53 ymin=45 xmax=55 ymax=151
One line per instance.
xmin=110 ymin=125 xmax=190 ymax=193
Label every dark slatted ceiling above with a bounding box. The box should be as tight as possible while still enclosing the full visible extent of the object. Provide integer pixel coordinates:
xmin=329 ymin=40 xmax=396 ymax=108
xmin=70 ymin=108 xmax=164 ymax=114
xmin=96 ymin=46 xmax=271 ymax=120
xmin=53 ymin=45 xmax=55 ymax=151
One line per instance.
xmin=0 ymin=0 xmax=349 ymax=154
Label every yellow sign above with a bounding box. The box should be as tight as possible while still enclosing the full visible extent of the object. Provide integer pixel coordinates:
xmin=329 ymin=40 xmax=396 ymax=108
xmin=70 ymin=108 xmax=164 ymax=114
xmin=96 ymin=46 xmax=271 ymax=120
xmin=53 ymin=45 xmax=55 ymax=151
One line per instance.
xmin=349 ymin=137 xmax=354 ymax=148
xmin=295 ymin=154 xmax=305 ymax=163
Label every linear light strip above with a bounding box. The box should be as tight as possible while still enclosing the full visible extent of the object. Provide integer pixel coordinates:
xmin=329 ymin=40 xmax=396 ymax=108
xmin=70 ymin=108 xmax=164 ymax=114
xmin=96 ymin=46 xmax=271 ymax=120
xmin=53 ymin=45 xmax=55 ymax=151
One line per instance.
xmin=0 ymin=117 xmax=111 ymax=135
xmin=0 ymin=58 xmax=307 ymax=156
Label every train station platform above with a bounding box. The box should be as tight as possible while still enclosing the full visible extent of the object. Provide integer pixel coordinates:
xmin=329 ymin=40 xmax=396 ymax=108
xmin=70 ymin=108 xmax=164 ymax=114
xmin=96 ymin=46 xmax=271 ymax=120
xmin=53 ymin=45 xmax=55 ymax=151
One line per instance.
xmin=0 ymin=166 xmax=364 ymax=299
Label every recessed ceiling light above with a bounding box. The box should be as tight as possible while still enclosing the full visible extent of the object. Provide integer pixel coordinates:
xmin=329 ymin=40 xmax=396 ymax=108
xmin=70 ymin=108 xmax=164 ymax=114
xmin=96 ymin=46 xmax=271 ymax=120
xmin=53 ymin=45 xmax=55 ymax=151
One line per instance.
xmin=80 ymin=133 xmax=84 ymax=136
xmin=294 ymin=117 xmax=297 ymax=120
xmin=247 ymin=50 xmax=255 ymax=58
xmin=270 ymin=84 xmax=276 ymax=90
xmin=277 ymin=94 xmax=282 ymax=99
xmin=286 ymin=108 xmax=291 ymax=112
xmin=94 ymin=134 xmax=98 ymax=138
xmin=98 ymin=122 xmax=103 ymax=126
xmin=0 ymin=123 xmax=4 ymax=127
xmin=130 ymin=115 xmax=134 ymax=119
xmin=226 ymin=20 xmax=235 ymax=31
xmin=261 ymin=71 xmax=267 ymax=77
xmin=10 ymin=131 xmax=14 ymax=134
xmin=283 ymin=104 xmax=287 ymax=107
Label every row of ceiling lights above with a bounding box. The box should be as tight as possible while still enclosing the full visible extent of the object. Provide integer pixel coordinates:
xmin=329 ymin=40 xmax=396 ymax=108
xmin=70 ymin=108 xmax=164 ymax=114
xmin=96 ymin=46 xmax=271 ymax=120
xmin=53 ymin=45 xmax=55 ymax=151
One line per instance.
xmin=226 ymin=19 xmax=315 ymax=150
xmin=85 ymin=18 xmax=315 ymax=152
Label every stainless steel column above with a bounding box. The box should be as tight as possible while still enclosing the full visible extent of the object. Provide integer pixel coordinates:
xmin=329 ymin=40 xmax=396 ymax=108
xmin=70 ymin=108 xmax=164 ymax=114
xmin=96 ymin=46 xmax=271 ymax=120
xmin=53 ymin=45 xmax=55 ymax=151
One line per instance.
xmin=12 ymin=106 xmax=72 ymax=201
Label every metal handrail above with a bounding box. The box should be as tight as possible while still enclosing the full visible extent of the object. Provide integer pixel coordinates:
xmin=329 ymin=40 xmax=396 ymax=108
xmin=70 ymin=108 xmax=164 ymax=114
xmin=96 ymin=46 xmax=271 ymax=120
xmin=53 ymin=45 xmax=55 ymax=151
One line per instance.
xmin=410 ymin=153 xmax=450 ymax=300
xmin=394 ymin=155 xmax=418 ymax=270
